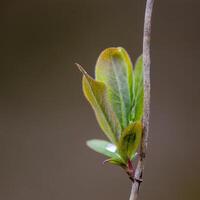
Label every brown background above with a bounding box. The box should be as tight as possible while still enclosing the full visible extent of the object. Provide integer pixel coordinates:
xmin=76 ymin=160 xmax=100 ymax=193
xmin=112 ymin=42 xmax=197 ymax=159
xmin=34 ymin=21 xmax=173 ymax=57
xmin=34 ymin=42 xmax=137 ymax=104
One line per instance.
xmin=0 ymin=0 xmax=200 ymax=199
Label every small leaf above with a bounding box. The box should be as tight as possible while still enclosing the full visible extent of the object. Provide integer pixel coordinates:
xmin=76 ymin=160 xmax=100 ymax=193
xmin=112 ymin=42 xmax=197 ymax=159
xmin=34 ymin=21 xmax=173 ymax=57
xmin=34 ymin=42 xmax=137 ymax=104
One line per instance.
xmin=77 ymin=64 xmax=121 ymax=144
xmin=131 ymin=56 xmax=144 ymax=122
xmin=95 ymin=47 xmax=133 ymax=129
xmin=118 ymin=121 xmax=143 ymax=161
xmin=86 ymin=139 xmax=122 ymax=161
xmin=103 ymin=158 xmax=126 ymax=167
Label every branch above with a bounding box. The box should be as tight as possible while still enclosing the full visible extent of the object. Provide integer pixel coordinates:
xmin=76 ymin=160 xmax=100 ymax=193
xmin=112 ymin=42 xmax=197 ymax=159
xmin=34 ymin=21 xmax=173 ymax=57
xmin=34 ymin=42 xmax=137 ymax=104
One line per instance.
xmin=129 ymin=0 xmax=154 ymax=199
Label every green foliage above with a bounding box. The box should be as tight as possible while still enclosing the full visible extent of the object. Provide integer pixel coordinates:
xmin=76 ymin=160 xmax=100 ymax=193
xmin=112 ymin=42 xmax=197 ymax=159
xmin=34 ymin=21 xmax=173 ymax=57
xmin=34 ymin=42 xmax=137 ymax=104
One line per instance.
xmin=77 ymin=64 xmax=121 ymax=144
xmin=131 ymin=56 xmax=144 ymax=122
xmin=118 ymin=121 xmax=142 ymax=162
xmin=78 ymin=47 xmax=144 ymax=167
xmin=95 ymin=48 xmax=133 ymax=129
xmin=86 ymin=139 xmax=125 ymax=164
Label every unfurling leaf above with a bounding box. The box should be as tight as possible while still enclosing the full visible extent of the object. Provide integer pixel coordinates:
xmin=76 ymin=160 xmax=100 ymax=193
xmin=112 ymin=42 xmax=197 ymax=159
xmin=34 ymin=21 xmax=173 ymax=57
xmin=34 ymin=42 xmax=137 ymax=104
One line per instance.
xmin=86 ymin=139 xmax=124 ymax=164
xmin=77 ymin=64 xmax=121 ymax=144
xmin=118 ymin=121 xmax=143 ymax=162
xmin=95 ymin=47 xmax=133 ymax=129
xmin=131 ymin=56 xmax=144 ymax=122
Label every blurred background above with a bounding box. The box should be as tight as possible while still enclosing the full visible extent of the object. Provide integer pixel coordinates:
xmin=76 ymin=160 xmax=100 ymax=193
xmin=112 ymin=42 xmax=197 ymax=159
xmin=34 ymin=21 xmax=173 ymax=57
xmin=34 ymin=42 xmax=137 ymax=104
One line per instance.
xmin=1 ymin=0 xmax=200 ymax=199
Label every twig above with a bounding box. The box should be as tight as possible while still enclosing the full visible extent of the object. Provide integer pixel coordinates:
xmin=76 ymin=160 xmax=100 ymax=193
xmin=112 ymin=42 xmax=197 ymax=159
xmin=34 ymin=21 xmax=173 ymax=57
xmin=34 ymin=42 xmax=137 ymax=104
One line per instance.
xmin=129 ymin=0 xmax=154 ymax=199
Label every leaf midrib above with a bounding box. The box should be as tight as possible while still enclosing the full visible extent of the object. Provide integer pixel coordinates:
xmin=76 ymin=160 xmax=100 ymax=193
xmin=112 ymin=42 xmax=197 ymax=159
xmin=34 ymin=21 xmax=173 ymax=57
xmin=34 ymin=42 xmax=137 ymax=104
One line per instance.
xmin=111 ymin=59 xmax=129 ymax=128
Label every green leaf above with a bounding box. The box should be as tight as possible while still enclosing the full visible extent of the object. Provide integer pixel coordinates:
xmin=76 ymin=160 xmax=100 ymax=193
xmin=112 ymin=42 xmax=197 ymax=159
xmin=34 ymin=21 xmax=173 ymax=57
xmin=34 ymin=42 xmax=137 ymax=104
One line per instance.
xmin=131 ymin=56 xmax=144 ymax=122
xmin=118 ymin=121 xmax=142 ymax=161
xmin=86 ymin=139 xmax=122 ymax=161
xmin=77 ymin=64 xmax=121 ymax=144
xmin=104 ymin=158 xmax=126 ymax=167
xmin=95 ymin=47 xmax=133 ymax=129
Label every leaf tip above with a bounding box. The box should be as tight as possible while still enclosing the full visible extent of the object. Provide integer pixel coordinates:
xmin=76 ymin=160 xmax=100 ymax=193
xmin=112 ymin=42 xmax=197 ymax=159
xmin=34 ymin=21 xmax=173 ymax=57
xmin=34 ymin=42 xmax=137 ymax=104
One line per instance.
xmin=86 ymin=139 xmax=93 ymax=148
xmin=75 ymin=63 xmax=87 ymax=76
xmin=98 ymin=47 xmax=125 ymax=62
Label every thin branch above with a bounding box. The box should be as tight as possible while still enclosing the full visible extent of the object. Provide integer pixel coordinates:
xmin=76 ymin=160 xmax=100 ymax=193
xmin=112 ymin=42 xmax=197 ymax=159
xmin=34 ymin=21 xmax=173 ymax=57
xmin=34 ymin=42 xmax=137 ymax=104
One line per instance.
xmin=129 ymin=0 xmax=154 ymax=199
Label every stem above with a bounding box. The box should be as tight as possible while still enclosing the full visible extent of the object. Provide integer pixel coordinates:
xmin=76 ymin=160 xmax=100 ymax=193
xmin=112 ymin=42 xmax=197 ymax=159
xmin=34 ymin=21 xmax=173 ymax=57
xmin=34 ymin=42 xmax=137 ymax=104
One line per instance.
xmin=129 ymin=0 xmax=154 ymax=199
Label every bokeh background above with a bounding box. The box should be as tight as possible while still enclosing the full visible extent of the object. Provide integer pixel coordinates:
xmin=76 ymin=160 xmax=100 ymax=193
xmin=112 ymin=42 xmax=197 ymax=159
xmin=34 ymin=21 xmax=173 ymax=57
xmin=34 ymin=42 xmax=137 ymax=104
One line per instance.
xmin=1 ymin=0 xmax=200 ymax=199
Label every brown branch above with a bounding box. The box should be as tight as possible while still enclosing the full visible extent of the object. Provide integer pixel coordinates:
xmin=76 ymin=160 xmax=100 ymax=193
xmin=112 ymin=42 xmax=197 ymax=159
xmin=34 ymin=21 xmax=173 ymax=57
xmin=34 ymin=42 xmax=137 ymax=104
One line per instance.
xmin=129 ymin=0 xmax=154 ymax=199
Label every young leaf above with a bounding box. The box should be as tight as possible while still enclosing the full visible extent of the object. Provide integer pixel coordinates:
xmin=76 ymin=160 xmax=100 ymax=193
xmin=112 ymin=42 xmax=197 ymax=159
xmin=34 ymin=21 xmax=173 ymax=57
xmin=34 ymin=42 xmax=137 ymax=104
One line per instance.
xmin=95 ymin=47 xmax=133 ymax=129
xmin=118 ymin=121 xmax=143 ymax=161
xmin=86 ymin=139 xmax=122 ymax=161
xmin=104 ymin=158 xmax=126 ymax=167
xmin=77 ymin=64 xmax=121 ymax=144
xmin=131 ymin=56 xmax=144 ymax=122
